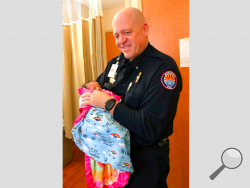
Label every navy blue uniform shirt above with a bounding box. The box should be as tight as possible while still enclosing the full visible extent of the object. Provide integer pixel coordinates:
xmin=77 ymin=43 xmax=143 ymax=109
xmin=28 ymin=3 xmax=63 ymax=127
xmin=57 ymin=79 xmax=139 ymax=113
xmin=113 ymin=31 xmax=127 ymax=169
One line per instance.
xmin=96 ymin=43 xmax=182 ymax=147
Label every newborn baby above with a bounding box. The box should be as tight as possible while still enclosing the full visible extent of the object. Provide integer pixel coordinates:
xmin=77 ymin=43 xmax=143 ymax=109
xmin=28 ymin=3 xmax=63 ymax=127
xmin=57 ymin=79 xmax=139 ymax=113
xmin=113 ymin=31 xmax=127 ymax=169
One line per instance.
xmin=81 ymin=81 xmax=102 ymax=92
xmin=72 ymin=81 xmax=133 ymax=188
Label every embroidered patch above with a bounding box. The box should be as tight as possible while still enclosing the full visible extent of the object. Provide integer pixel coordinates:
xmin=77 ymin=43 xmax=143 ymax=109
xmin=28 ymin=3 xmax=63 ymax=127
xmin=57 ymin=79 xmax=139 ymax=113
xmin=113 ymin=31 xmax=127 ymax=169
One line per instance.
xmin=161 ymin=71 xmax=177 ymax=90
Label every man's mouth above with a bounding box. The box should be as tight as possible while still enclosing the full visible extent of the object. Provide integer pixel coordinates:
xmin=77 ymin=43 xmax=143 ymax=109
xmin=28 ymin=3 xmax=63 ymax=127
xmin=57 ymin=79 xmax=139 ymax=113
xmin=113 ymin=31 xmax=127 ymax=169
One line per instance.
xmin=121 ymin=45 xmax=131 ymax=51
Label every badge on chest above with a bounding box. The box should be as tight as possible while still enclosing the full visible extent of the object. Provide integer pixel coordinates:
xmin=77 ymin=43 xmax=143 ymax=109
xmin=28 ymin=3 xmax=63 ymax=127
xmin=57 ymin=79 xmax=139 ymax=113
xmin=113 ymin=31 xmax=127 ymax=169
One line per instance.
xmin=108 ymin=58 xmax=120 ymax=84
xmin=108 ymin=64 xmax=118 ymax=78
xmin=126 ymin=72 xmax=142 ymax=92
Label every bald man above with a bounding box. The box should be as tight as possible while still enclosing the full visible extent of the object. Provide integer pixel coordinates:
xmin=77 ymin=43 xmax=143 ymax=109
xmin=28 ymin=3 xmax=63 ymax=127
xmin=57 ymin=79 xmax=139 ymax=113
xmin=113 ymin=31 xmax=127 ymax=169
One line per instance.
xmin=81 ymin=7 xmax=182 ymax=188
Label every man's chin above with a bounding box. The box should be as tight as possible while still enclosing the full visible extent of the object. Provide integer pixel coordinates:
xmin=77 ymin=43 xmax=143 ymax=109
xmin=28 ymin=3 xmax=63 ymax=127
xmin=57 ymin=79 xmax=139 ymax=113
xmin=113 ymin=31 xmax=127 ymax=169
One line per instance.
xmin=123 ymin=53 xmax=132 ymax=60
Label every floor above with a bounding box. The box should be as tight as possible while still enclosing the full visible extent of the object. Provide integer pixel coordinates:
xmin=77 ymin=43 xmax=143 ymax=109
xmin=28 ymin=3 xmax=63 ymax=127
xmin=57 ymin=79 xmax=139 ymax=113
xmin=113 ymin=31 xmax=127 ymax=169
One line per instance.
xmin=63 ymin=145 xmax=88 ymax=188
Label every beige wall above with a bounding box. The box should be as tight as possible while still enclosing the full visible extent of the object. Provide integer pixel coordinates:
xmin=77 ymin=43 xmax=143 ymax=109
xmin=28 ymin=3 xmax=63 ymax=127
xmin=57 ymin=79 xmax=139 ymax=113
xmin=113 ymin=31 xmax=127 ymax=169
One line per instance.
xmin=103 ymin=6 xmax=124 ymax=32
xmin=125 ymin=0 xmax=142 ymax=11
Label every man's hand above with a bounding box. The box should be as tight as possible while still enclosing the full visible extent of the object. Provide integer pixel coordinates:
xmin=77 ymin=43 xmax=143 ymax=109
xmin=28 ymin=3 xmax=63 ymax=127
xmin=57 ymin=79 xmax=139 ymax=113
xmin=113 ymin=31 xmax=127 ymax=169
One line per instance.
xmin=81 ymin=90 xmax=113 ymax=109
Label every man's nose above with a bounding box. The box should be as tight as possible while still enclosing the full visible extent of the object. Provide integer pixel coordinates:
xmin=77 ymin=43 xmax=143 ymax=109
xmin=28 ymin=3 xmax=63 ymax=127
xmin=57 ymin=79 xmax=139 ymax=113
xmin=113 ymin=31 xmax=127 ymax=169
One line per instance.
xmin=118 ymin=35 xmax=126 ymax=44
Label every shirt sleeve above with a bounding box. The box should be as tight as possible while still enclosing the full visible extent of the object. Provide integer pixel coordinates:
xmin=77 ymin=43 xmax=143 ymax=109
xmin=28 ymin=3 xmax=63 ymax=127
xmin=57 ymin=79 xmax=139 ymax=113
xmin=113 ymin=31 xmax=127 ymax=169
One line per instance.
xmin=113 ymin=62 xmax=182 ymax=143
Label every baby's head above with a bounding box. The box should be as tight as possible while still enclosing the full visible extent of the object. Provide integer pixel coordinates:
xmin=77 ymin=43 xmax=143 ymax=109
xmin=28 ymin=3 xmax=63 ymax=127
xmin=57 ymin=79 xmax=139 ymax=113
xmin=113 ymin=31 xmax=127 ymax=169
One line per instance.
xmin=82 ymin=81 xmax=102 ymax=92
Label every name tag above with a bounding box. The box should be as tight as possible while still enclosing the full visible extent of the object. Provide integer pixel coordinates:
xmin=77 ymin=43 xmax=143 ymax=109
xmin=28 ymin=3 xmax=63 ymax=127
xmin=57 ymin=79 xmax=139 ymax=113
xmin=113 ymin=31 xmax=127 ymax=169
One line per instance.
xmin=108 ymin=64 xmax=118 ymax=78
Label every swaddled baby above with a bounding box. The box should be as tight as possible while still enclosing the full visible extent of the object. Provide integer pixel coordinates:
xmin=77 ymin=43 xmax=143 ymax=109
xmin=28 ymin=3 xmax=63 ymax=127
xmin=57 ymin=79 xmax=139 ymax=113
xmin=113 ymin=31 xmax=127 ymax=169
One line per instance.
xmin=72 ymin=81 xmax=133 ymax=188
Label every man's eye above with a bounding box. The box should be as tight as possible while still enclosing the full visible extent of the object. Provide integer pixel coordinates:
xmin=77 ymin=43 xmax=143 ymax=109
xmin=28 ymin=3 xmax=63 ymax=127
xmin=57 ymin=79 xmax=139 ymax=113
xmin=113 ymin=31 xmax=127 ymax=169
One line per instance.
xmin=115 ymin=35 xmax=119 ymax=39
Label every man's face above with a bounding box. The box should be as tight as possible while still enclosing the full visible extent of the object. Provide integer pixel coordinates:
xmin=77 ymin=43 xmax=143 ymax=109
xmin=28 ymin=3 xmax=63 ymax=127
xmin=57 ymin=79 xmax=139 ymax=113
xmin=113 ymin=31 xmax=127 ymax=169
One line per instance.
xmin=113 ymin=16 xmax=148 ymax=61
xmin=86 ymin=82 xmax=102 ymax=92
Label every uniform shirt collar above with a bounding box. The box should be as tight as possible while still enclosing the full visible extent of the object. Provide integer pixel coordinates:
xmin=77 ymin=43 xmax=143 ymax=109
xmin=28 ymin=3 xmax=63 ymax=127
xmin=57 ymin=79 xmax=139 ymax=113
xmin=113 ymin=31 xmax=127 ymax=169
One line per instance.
xmin=120 ymin=42 xmax=152 ymax=71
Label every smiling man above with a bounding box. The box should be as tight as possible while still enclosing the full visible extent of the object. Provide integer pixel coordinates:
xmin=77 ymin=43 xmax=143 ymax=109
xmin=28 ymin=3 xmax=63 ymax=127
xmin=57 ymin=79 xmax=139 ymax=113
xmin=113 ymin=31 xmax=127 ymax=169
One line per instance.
xmin=81 ymin=7 xmax=182 ymax=188
xmin=112 ymin=7 xmax=149 ymax=62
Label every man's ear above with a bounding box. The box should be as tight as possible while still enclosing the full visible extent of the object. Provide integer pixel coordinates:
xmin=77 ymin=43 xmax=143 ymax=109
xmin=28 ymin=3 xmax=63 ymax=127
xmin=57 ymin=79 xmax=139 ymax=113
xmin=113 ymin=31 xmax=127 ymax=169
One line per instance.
xmin=142 ymin=22 xmax=149 ymax=36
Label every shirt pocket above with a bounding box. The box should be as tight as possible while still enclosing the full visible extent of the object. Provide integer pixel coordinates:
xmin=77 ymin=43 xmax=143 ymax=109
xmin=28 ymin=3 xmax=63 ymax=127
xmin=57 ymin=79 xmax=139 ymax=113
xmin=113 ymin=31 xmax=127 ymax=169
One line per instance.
xmin=123 ymin=83 xmax=145 ymax=109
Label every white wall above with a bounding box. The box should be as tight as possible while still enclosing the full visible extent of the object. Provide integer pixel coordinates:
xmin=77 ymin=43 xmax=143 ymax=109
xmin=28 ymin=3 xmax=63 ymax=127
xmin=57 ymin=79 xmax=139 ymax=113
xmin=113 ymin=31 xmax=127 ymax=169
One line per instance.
xmin=103 ymin=6 xmax=124 ymax=32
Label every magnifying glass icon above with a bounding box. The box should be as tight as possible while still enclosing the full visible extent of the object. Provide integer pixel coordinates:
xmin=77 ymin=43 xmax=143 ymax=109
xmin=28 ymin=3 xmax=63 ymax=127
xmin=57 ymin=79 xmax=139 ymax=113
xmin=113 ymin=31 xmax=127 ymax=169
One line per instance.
xmin=210 ymin=147 xmax=243 ymax=180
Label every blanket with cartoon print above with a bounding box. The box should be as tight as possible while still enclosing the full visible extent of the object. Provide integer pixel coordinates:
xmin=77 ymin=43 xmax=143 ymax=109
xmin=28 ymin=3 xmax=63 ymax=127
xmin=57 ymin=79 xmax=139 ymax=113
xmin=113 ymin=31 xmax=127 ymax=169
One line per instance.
xmin=72 ymin=88 xmax=133 ymax=173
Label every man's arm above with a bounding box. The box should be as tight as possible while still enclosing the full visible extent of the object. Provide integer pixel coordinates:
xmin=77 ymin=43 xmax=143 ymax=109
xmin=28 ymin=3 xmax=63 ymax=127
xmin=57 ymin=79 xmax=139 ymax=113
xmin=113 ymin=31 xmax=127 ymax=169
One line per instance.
xmin=113 ymin=63 xmax=182 ymax=143
xmin=82 ymin=58 xmax=182 ymax=144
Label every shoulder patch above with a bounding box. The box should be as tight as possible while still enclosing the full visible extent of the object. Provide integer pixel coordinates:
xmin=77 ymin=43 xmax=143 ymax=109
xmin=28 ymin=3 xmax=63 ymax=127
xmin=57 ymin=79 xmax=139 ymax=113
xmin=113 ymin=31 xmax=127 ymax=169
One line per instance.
xmin=161 ymin=71 xmax=177 ymax=90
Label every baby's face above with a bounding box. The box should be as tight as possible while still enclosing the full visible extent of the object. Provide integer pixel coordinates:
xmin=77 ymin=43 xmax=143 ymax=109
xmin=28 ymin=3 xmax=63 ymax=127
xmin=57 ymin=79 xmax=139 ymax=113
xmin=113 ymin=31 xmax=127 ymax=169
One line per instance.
xmin=86 ymin=82 xmax=102 ymax=91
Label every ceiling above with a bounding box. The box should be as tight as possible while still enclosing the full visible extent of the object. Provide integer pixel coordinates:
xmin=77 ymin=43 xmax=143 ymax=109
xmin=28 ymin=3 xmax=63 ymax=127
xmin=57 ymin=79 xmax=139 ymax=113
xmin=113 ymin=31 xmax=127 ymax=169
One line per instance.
xmin=80 ymin=0 xmax=125 ymax=10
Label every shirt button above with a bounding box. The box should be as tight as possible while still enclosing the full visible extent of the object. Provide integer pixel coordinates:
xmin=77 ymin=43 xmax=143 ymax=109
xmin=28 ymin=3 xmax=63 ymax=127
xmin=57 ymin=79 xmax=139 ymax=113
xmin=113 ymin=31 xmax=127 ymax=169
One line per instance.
xmin=123 ymin=84 xmax=125 ymax=86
